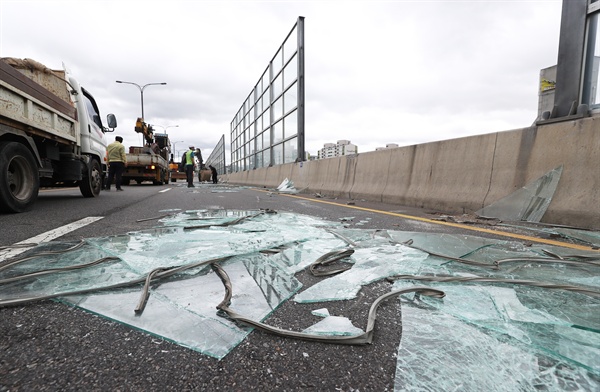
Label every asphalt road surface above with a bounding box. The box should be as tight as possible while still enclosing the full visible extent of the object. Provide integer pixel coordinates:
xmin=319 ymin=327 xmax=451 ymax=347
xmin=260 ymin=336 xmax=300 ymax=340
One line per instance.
xmin=0 ymin=181 xmax=593 ymax=391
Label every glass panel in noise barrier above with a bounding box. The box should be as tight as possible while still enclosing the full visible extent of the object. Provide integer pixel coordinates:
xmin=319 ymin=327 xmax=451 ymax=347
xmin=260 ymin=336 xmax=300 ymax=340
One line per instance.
xmin=284 ymin=110 xmax=297 ymax=139
xmin=263 ymin=129 xmax=270 ymax=148
xmin=273 ymin=120 xmax=283 ymax=144
xmin=255 ymin=151 xmax=261 ymax=169
xmin=273 ymin=97 xmax=283 ymax=122
xmin=586 ymin=13 xmax=599 ymax=107
xmin=272 ymin=73 xmax=283 ymax=100
xmin=272 ymin=48 xmax=283 ymax=78
xmin=283 ymin=56 xmax=297 ymax=88
xmin=265 ymin=149 xmax=271 ymax=168
xmin=255 ymin=79 xmax=262 ymax=98
xmin=262 ymin=72 xmax=269 ymax=94
xmin=255 ymin=93 xmax=262 ymax=113
xmin=284 ymin=137 xmax=297 ymax=164
xmin=256 ymin=131 xmax=263 ymax=151
xmin=256 ymin=150 xmax=263 ymax=168
xmin=262 ymin=89 xmax=270 ymax=114
xmin=284 ymin=84 xmax=297 ymax=114
xmin=253 ymin=86 xmax=259 ymax=104
xmin=283 ymin=28 xmax=297 ymax=64
xmin=256 ymin=114 xmax=262 ymax=133
xmin=273 ymin=143 xmax=284 ymax=165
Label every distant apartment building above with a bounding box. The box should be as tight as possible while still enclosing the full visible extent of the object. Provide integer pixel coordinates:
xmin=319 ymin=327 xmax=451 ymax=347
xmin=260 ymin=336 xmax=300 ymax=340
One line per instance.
xmin=375 ymin=143 xmax=399 ymax=151
xmin=317 ymin=140 xmax=358 ymax=159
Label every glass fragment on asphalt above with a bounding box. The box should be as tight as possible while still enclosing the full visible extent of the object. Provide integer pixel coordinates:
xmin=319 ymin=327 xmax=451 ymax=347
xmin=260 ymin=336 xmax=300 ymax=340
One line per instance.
xmin=0 ymin=209 xmax=598 ymax=390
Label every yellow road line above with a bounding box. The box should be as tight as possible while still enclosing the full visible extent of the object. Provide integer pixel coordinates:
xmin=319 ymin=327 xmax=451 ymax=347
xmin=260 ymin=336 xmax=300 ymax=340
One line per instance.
xmin=255 ymin=190 xmax=598 ymax=252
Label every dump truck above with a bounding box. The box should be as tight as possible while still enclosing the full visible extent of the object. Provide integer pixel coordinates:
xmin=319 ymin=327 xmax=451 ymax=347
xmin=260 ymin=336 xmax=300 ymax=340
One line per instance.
xmin=0 ymin=57 xmax=116 ymax=213
xmin=121 ymin=120 xmax=169 ymax=185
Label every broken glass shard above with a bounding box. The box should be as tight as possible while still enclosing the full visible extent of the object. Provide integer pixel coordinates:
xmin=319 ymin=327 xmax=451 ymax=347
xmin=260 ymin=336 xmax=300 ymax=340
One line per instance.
xmin=394 ymin=301 xmax=599 ymax=391
xmin=476 ymin=165 xmax=563 ymax=222
xmin=0 ymin=208 xmax=598 ymax=391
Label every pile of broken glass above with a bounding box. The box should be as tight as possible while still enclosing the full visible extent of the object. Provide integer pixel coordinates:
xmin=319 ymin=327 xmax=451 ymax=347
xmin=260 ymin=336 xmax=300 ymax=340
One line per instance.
xmin=0 ymin=209 xmax=598 ymax=391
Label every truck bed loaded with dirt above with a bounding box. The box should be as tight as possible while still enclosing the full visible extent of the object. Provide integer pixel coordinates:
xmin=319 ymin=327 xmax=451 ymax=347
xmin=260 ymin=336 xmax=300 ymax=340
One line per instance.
xmin=0 ymin=57 xmax=116 ymax=212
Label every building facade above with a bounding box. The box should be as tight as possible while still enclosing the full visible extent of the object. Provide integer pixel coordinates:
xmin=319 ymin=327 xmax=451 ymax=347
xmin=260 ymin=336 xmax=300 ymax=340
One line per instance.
xmin=317 ymin=140 xmax=358 ymax=159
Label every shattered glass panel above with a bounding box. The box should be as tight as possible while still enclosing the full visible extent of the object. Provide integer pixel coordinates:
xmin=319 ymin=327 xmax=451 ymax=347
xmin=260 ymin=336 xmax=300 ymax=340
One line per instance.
xmin=1 ymin=209 xmax=599 ymax=390
xmin=0 ymin=211 xmax=345 ymax=358
xmin=62 ymin=256 xmax=301 ymax=359
xmin=394 ymin=302 xmax=599 ymax=391
xmin=295 ymin=242 xmax=428 ymax=303
xmin=542 ymin=227 xmax=600 ymax=248
xmin=276 ymin=178 xmax=298 ymax=193
xmin=476 ymin=165 xmax=563 ymax=222
xmin=387 ymin=229 xmax=600 ymax=390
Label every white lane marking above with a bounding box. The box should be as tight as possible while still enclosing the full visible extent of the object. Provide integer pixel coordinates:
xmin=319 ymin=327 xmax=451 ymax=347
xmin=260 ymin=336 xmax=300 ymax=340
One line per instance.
xmin=0 ymin=216 xmax=104 ymax=261
xmin=159 ymin=188 xmax=172 ymax=193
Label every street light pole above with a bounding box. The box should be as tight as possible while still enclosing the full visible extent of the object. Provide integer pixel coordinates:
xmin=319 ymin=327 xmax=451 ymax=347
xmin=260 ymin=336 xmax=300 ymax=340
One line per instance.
xmin=171 ymin=140 xmax=185 ymax=158
xmin=115 ymin=80 xmax=167 ymax=120
xmin=154 ymin=125 xmax=179 ymax=133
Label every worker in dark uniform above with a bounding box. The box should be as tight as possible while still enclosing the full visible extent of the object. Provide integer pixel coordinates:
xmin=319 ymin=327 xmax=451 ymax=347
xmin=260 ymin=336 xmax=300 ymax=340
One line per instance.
xmin=209 ymin=165 xmax=218 ymax=184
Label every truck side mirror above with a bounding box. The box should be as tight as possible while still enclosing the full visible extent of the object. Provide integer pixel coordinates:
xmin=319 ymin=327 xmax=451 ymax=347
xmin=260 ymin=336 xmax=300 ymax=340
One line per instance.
xmin=106 ymin=114 xmax=117 ymax=130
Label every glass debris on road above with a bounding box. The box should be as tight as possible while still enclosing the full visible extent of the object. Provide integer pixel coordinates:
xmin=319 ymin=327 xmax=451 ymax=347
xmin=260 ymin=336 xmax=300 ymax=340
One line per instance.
xmin=0 ymin=209 xmax=598 ymax=390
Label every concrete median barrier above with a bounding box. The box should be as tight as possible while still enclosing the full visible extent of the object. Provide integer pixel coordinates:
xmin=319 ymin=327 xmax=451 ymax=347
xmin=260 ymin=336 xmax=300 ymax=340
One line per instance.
xmin=227 ymin=115 xmax=599 ymax=228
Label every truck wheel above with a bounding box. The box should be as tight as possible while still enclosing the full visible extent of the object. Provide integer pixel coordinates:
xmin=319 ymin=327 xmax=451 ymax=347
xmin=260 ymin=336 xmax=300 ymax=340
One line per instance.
xmin=79 ymin=158 xmax=101 ymax=198
xmin=0 ymin=142 xmax=40 ymax=213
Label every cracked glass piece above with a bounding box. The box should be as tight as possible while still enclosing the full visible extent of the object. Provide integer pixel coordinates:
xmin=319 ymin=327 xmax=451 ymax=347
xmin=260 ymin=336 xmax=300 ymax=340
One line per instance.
xmin=62 ymin=256 xmax=301 ymax=359
xmin=311 ymin=308 xmax=330 ymax=317
xmin=276 ymin=178 xmax=298 ymax=193
xmin=542 ymin=227 xmax=600 ymax=248
xmin=1 ymin=207 xmax=599 ymax=385
xmin=302 ymin=315 xmax=364 ymax=336
xmin=388 ymin=229 xmax=600 ymax=390
xmin=393 ymin=301 xmax=599 ymax=391
xmin=0 ymin=210 xmax=342 ymax=358
xmin=261 ymin=237 xmax=348 ymax=275
xmin=394 ymin=281 xmax=600 ymax=371
xmin=294 ymin=241 xmax=428 ymax=303
xmin=476 ymin=165 xmax=563 ymax=222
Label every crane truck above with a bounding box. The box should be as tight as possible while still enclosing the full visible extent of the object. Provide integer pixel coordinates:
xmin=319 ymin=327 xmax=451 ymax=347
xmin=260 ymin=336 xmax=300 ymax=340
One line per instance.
xmin=121 ymin=118 xmax=170 ymax=185
xmin=0 ymin=57 xmax=116 ymax=213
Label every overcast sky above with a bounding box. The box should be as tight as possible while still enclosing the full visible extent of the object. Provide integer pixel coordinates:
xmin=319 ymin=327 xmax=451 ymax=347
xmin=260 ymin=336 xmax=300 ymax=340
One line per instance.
xmin=1 ymin=0 xmax=563 ymax=161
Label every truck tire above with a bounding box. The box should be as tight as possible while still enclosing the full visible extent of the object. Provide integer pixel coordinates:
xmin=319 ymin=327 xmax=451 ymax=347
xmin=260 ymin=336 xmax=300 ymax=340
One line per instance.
xmin=79 ymin=158 xmax=102 ymax=198
xmin=0 ymin=141 xmax=40 ymax=213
